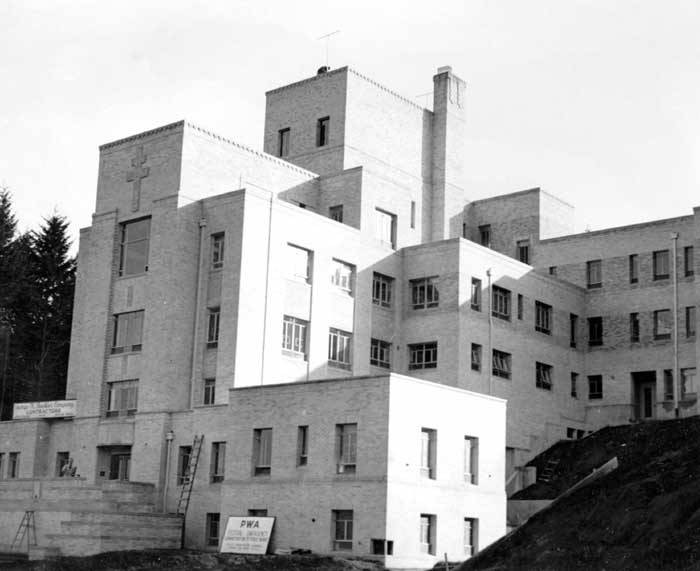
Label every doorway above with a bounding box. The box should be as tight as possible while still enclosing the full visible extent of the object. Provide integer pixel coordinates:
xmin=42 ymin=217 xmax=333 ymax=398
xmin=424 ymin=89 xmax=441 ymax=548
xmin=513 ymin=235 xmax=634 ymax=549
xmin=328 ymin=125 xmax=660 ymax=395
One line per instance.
xmin=632 ymin=371 xmax=656 ymax=420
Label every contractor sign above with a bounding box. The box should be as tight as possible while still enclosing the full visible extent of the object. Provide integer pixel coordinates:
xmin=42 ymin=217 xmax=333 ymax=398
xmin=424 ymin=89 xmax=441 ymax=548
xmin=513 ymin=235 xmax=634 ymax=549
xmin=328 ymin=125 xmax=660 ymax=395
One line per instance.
xmin=220 ymin=516 xmax=275 ymax=554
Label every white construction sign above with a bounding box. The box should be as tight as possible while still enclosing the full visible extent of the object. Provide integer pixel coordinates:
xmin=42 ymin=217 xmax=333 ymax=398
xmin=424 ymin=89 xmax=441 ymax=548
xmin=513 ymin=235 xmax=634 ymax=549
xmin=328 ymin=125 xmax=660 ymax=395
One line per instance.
xmin=13 ymin=400 xmax=76 ymax=419
xmin=220 ymin=516 xmax=275 ymax=554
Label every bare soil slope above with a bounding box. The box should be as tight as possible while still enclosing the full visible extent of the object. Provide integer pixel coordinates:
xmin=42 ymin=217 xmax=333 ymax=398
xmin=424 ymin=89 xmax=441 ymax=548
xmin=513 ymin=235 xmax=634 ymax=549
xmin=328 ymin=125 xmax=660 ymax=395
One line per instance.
xmin=460 ymin=417 xmax=700 ymax=570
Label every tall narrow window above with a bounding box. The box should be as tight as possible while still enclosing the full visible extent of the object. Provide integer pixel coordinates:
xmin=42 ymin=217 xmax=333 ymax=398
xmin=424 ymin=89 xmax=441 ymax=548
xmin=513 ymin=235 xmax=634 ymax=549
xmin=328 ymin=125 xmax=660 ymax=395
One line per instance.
xmin=211 ymin=233 xmax=225 ymax=269
xmin=664 ymin=369 xmax=674 ymax=401
xmin=549 ymin=266 xmax=557 ymax=276
xmin=332 ymin=510 xmax=353 ymax=551
xmin=8 ymin=452 xmax=19 ymax=479
xmin=517 ymin=240 xmax=530 ymax=264
xmin=287 ymin=244 xmax=312 ymax=282
xmin=685 ymin=246 xmax=695 ymax=277
xmin=297 ymin=426 xmax=309 ymax=466
xmin=471 ymin=278 xmax=482 ymax=311
xmin=492 ymin=349 xmax=511 ymax=379
xmin=464 ymin=436 xmax=478 ymax=484
xmin=370 ymin=338 xmax=391 ymax=369
xmin=278 ymin=128 xmax=290 ymax=157
xmin=282 ymin=315 xmax=308 ymax=359
xmin=328 ymin=328 xmax=352 ymax=370
xmin=317 ymin=117 xmax=330 ymax=147
xmin=586 ymin=260 xmax=602 ymax=289
xmin=653 ymin=309 xmax=672 ymax=340
xmin=336 ymin=423 xmax=357 ymax=474
xmin=119 ymin=217 xmax=151 ymax=276
xmin=517 ymin=294 xmax=523 ymax=320
xmin=210 ymin=442 xmax=225 ymax=483
xmin=420 ymin=514 xmax=436 ymax=555
xmin=375 ymin=208 xmax=397 ymax=249
xmin=329 ymin=205 xmax=344 ymax=222
xmin=492 ymin=286 xmax=511 ymax=320
xmin=411 ymin=277 xmax=439 ymax=309
xmin=330 ymin=259 xmax=354 ymax=294
xmin=55 ymin=452 xmax=70 ymax=477
xmin=0 ymin=453 xmax=4 ymax=479
xmin=681 ymin=368 xmax=696 ymax=398
xmin=410 ymin=201 xmax=416 ymax=229
xmin=420 ymin=428 xmax=437 ymax=479
xmin=177 ymin=446 xmax=192 ymax=485
xmin=372 ymin=273 xmax=393 ymax=308
xmin=112 ymin=310 xmax=144 ymax=354
xmin=588 ymin=317 xmax=603 ymax=346
xmin=571 ymin=372 xmax=578 ymax=398
xmin=203 ymin=378 xmax=216 ymax=405
xmin=253 ymin=428 xmax=272 ymax=476
xmin=464 ymin=518 xmax=478 ymax=557
xmin=106 ymin=380 xmax=138 ymax=417
xmin=535 ymin=301 xmax=552 ymax=334
xmin=206 ymin=513 xmax=220 ymax=547
xmin=630 ymin=313 xmax=640 ymax=342
xmin=471 ymin=343 xmax=482 ymax=371
xmin=629 ymin=254 xmax=639 ymax=284
xmin=653 ymin=250 xmax=670 ymax=280
xmin=686 ymin=306 xmax=696 ymax=338
xmin=479 ymin=225 xmax=491 ymax=248
xmin=588 ymin=375 xmax=603 ymax=400
xmin=207 ymin=308 xmax=220 ymax=347
xmin=408 ymin=342 xmax=438 ymax=370
xmin=536 ymin=362 xmax=553 ymax=390
xmin=570 ymin=314 xmax=578 ymax=348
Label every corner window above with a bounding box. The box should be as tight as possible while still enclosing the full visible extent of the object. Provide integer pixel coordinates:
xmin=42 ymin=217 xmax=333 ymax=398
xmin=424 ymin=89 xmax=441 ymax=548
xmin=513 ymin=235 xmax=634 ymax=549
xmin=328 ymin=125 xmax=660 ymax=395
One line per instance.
xmin=278 ymin=128 xmax=290 ymax=157
xmin=332 ymin=509 xmax=353 ymax=550
xmin=586 ymin=260 xmax=602 ymax=289
xmin=685 ymin=246 xmax=694 ymax=277
xmin=210 ymin=442 xmax=225 ymax=483
xmin=119 ymin=217 xmax=151 ymax=276
xmin=253 ymin=428 xmax=272 ymax=476
xmin=336 ymin=423 xmax=357 ymax=474
xmin=570 ymin=314 xmax=578 ymax=348
xmin=411 ymin=277 xmax=439 ymax=310
xmin=206 ymin=513 xmax=220 ymax=547
xmin=375 ymin=208 xmax=397 ymax=249
xmin=328 ymin=328 xmax=352 ymax=370
xmin=629 ymin=254 xmax=639 ymax=284
xmin=410 ymin=201 xmax=416 ymax=229
xmin=420 ymin=428 xmax=437 ymax=479
xmin=203 ymin=378 xmax=216 ymax=405
xmin=317 ymin=117 xmax=330 ymax=147
xmin=492 ymin=349 xmax=511 ymax=379
xmin=630 ymin=313 xmax=640 ymax=342
xmin=8 ymin=452 xmax=20 ymax=479
xmin=207 ymin=308 xmax=220 ymax=347
xmin=211 ymin=233 xmax=225 ymax=269
xmin=471 ymin=343 xmax=482 ymax=371
xmin=517 ymin=239 xmax=530 ymax=264
xmin=106 ymin=380 xmax=138 ymax=417
xmin=479 ymin=225 xmax=491 ymax=248
xmin=653 ymin=250 xmax=670 ymax=280
xmin=372 ymin=272 xmax=393 ymax=308
xmin=329 ymin=205 xmax=344 ymax=222
xmin=571 ymin=372 xmax=578 ymax=398
xmin=588 ymin=317 xmax=603 ymax=346
xmin=408 ymin=342 xmax=438 ymax=370
xmin=420 ymin=514 xmax=436 ymax=555
xmin=287 ymin=244 xmax=312 ymax=282
xmin=112 ymin=310 xmax=144 ymax=354
xmin=370 ymin=338 xmax=391 ymax=369
xmin=535 ymin=301 xmax=552 ymax=334
xmin=330 ymin=259 xmax=354 ymax=294
xmin=588 ymin=375 xmax=603 ymax=400
xmin=282 ymin=315 xmax=308 ymax=359
xmin=682 ymin=368 xmax=696 ymax=399
xmin=492 ymin=286 xmax=511 ymax=321
xmin=653 ymin=309 xmax=672 ymax=340
xmin=517 ymin=294 xmax=523 ymax=320
xmin=464 ymin=436 xmax=478 ymax=484
xmin=536 ymin=362 xmax=553 ymax=391
xmin=470 ymin=278 xmax=481 ymax=311
xmin=464 ymin=518 xmax=478 ymax=557
xmin=664 ymin=369 xmax=674 ymax=401
xmin=686 ymin=306 xmax=696 ymax=338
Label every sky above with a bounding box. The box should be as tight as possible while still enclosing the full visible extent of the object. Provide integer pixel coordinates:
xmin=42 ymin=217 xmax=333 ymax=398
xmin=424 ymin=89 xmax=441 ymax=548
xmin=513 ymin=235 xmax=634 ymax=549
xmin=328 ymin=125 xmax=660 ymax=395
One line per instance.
xmin=1 ymin=0 xmax=699 ymax=251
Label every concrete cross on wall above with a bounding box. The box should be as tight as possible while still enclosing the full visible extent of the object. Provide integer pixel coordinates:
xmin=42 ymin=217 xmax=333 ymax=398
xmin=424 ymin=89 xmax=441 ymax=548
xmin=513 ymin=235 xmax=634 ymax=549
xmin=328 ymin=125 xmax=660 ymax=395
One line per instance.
xmin=126 ymin=146 xmax=150 ymax=212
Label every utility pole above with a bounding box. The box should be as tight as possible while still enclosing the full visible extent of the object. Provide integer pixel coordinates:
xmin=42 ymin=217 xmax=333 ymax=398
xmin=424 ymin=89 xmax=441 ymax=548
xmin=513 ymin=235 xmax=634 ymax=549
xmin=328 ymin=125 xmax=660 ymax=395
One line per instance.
xmin=318 ymin=30 xmax=340 ymax=69
xmin=671 ymin=232 xmax=680 ymax=418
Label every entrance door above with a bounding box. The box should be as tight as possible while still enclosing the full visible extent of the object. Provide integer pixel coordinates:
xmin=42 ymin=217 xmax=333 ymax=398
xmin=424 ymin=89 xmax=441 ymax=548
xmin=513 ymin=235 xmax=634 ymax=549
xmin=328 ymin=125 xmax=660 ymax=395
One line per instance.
xmin=109 ymin=453 xmax=131 ymax=480
xmin=632 ymin=371 xmax=656 ymax=420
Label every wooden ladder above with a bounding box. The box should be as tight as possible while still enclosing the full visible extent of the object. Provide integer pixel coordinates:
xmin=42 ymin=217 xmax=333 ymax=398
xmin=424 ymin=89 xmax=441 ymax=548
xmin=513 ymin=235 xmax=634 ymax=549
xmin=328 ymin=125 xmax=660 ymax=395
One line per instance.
xmin=176 ymin=434 xmax=204 ymax=516
xmin=11 ymin=510 xmax=37 ymax=555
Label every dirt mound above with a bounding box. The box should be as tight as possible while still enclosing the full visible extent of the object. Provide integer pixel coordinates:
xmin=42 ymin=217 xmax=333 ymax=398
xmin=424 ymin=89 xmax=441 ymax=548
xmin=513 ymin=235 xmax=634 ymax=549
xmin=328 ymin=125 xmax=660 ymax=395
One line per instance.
xmin=460 ymin=416 xmax=700 ymax=570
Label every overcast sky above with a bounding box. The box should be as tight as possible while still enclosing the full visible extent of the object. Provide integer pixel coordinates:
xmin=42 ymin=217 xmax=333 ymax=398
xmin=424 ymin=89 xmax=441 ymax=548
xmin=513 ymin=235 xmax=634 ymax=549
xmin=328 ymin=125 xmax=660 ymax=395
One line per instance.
xmin=1 ymin=0 xmax=698 ymax=250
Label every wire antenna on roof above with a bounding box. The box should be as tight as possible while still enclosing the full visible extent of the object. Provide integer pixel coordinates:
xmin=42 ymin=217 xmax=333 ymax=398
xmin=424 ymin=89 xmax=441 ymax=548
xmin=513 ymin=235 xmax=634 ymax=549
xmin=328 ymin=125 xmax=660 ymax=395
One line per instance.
xmin=318 ymin=30 xmax=340 ymax=70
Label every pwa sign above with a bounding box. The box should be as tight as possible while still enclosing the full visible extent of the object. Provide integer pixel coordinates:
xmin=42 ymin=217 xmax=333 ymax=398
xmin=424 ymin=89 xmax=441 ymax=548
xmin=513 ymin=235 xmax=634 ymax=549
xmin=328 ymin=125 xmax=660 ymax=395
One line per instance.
xmin=220 ymin=516 xmax=275 ymax=554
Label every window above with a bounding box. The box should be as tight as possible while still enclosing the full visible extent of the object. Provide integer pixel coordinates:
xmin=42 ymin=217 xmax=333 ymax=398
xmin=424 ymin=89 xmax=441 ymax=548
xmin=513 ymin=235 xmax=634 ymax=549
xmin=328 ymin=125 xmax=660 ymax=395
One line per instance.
xmin=317 ymin=117 xmax=330 ymax=147
xmin=408 ymin=342 xmax=438 ymax=370
xmin=119 ymin=217 xmax=150 ymax=276
xmin=106 ymin=380 xmax=138 ymax=417
xmin=464 ymin=518 xmax=478 ymax=557
xmin=664 ymin=369 xmax=674 ymax=401
xmin=588 ymin=375 xmax=603 ymax=400
xmin=479 ymin=225 xmax=491 ymax=248
xmin=653 ymin=250 xmax=670 ymax=280
xmin=210 ymin=442 xmax=225 ymax=483
xmin=177 ymin=446 xmax=192 ymax=485
xmin=332 ymin=510 xmax=353 ymax=551
xmin=203 ymin=378 xmax=216 ymax=405
xmin=55 ymin=451 xmax=70 ymax=477
xmin=211 ymin=233 xmax=225 ymax=269
xmin=410 ymin=201 xmax=416 ymax=229
xmin=629 ymin=254 xmax=639 ymax=284
xmin=287 ymin=244 xmax=311 ymax=282
xmin=375 ymin=208 xmax=397 ymax=249
xmin=328 ymin=328 xmax=352 ymax=370
xmin=420 ymin=514 xmax=436 ymax=555
xmin=330 ymin=259 xmax=354 ymax=293
xmin=371 ymin=539 xmax=394 ymax=556
xmin=411 ymin=277 xmax=439 ymax=309
xmin=492 ymin=349 xmax=511 ymax=379
xmin=549 ymin=266 xmax=557 ymax=276
xmin=686 ymin=306 xmax=696 ymax=338
xmin=111 ymin=310 xmax=144 ymax=354
xmin=682 ymin=368 xmax=696 ymax=399
xmin=517 ymin=294 xmax=523 ymax=320
xmin=370 ymin=338 xmax=391 ymax=369
xmin=282 ymin=316 xmax=308 ymax=358
xmin=492 ymin=286 xmax=511 ymax=321
xmin=0 ymin=453 xmax=4 ymax=480
xmin=248 ymin=509 xmax=268 ymax=517
xmin=470 ymin=278 xmax=481 ymax=311
xmin=372 ymin=272 xmax=393 ymax=308
xmin=253 ymin=428 xmax=272 ymax=476
xmin=420 ymin=428 xmax=437 ymax=479
xmin=8 ymin=452 xmax=19 ymax=479
xmin=535 ymin=301 xmax=552 ymax=334
xmin=517 ymin=240 xmax=530 ymax=264
xmin=588 ymin=317 xmax=603 ymax=346
xmin=654 ymin=309 xmax=672 ymax=340
xmin=536 ymin=362 xmax=553 ymax=390
xmin=628 ymin=313 xmax=640 ymax=342
xmin=207 ymin=308 xmax=220 ymax=347
xmin=471 ymin=343 xmax=481 ymax=371
xmin=685 ymin=246 xmax=694 ymax=277
xmin=571 ymin=372 xmax=578 ymax=398
xmin=297 ymin=426 xmax=309 ymax=466
xmin=206 ymin=513 xmax=220 ymax=547
xmin=586 ymin=260 xmax=602 ymax=289
xmin=336 ymin=424 xmax=357 ymax=474
xmin=278 ymin=128 xmax=290 ymax=157
xmin=570 ymin=314 xmax=578 ymax=348
xmin=464 ymin=436 xmax=478 ymax=484
xmin=329 ymin=205 xmax=343 ymax=222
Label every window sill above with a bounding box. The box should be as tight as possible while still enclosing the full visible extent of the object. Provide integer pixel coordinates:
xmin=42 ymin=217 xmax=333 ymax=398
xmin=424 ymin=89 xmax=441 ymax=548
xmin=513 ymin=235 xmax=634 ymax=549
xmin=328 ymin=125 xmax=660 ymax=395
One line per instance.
xmin=492 ymin=314 xmax=511 ymax=322
xmin=282 ymin=350 xmax=307 ymax=361
xmin=409 ymin=365 xmax=437 ymax=371
xmin=328 ymin=362 xmax=352 ymax=371
xmin=587 ymin=284 xmax=602 ymax=290
xmin=372 ymin=300 xmax=393 ymax=310
xmin=109 ymin=348 xmax=142 ymax=357
xmin=117 ymin=271 xmax=148 ymax=280
xmin=206 ymin=342 xmax=219 ymax=349
xmin=285 ymin=276 xmax=311 ymax=286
